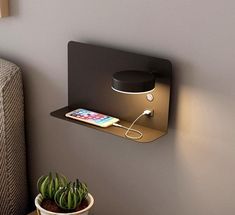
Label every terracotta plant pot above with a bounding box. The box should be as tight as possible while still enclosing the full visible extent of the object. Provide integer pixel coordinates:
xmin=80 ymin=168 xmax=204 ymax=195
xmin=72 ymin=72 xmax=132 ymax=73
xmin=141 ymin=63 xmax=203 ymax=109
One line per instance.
xmin=35 ymin=193 xmax=94 ymax=215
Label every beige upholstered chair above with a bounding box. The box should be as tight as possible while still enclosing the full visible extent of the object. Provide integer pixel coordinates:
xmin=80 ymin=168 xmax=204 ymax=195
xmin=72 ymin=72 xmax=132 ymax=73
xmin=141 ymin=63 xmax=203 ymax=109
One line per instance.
xmin=0 ymin=58 xmax=28 ymax=214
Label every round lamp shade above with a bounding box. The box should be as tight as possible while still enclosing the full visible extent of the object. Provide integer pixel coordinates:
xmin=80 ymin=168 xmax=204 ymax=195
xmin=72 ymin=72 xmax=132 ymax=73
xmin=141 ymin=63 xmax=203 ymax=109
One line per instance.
xmin=112 ymin=70 xmax=155 ymax=94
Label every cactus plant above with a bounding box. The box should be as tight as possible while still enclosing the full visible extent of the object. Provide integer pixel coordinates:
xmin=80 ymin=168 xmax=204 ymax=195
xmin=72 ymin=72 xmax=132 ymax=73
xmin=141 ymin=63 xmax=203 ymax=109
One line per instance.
xmin=37 ymin=172 xmax=68 ymax=199
xmin=54 ymin=181 xmax=88 ymax=210
xmin=36 ymin=172 xmax=91 ymax=213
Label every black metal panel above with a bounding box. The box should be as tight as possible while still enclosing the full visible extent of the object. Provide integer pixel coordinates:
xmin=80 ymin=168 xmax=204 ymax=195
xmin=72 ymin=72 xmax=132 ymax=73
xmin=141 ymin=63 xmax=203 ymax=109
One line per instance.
xmin=68 ymin=41 xmax=171 ymax=133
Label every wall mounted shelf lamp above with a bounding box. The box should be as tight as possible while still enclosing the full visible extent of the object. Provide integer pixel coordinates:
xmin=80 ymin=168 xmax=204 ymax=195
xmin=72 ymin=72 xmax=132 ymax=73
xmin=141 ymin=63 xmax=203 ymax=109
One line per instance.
xmin=51 ymin=41 xmax=172 ymax=143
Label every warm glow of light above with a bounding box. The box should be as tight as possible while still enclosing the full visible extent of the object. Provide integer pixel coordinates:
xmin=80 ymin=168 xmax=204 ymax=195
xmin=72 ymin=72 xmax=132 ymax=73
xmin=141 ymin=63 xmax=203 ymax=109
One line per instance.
xmin=111 ymin=87 xmax=155 ymax=95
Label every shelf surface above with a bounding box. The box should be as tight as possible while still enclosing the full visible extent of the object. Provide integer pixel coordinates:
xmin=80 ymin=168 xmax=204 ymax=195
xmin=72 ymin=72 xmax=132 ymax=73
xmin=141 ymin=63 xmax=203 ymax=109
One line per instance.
xmin=51 ymin=106 xmax=166 ymax=143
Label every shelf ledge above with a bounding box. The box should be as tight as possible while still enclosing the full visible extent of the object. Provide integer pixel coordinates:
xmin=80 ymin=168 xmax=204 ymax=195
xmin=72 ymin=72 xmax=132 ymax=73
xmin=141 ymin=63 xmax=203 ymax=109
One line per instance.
xmin=51 ymin=106 xmax=166 ymax=143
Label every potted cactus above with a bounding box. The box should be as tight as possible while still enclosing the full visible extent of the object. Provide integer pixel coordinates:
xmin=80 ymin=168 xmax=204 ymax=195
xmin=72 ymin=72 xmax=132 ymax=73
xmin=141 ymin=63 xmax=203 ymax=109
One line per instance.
xmin=35 ymin=172 xmax=94 ymax=215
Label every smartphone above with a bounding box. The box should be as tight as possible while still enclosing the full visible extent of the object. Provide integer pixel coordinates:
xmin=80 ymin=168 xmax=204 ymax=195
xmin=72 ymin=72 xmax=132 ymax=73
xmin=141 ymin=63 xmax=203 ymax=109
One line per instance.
xmin=65 ymin=108 xmax=119 ymax=128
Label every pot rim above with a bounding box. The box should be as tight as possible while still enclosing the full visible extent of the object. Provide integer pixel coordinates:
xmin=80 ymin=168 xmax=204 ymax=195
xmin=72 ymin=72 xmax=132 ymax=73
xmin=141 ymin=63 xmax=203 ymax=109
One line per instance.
xmin=35 ymin=193 xmax=94 ymax=215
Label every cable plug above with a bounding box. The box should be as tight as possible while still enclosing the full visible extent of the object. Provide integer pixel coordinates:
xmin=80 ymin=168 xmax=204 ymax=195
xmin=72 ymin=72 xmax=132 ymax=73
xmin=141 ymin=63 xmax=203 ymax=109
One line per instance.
xmin=112 ymin=122 xmax=122 ymax=127
xmin=143 ymin=109 xmax=154 ymax=117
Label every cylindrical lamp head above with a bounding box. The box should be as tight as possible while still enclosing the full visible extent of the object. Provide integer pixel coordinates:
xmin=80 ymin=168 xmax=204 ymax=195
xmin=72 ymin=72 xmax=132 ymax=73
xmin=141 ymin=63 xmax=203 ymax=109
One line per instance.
xmin=112 ymin=70 xmax=155 ymax=94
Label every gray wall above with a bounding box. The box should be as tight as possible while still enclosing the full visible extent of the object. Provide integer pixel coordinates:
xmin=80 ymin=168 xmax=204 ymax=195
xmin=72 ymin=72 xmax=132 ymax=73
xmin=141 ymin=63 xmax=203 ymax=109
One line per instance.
xmin=1 ymin=1 xmax=235 ymax=215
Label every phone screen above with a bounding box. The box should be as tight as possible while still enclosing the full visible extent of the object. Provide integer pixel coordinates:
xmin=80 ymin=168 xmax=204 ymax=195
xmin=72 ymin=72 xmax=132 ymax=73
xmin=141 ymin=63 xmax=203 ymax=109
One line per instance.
xmin=65 ymin=108 xmax=119 ymax=127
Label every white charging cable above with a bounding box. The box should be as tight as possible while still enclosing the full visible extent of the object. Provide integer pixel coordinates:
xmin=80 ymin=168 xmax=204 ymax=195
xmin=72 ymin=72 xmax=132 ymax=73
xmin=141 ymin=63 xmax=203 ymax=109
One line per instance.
xmin=113 ymin=110 xmax=153 ymax=140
